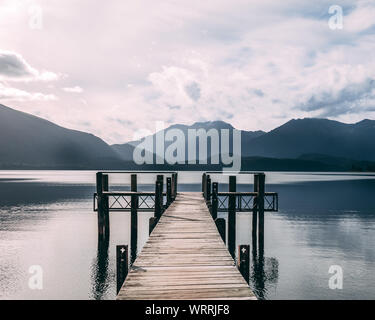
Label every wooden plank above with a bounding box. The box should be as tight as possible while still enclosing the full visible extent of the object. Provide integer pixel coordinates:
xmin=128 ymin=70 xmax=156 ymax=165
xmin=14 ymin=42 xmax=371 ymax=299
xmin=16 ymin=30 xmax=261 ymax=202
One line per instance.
xmin=117 ymin=192 xmax=256 ymax=300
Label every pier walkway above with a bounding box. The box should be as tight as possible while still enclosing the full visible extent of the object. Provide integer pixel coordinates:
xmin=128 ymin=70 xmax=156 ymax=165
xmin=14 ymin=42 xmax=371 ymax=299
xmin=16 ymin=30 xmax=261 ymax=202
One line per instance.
xmin=117 ymin=192 xmax=257 ymax=300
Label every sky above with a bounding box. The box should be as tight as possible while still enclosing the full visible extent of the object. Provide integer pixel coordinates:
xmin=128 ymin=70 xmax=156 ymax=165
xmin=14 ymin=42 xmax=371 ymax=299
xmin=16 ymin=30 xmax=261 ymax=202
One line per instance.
xmin=1 ymin=0 xmax=375 ymax=144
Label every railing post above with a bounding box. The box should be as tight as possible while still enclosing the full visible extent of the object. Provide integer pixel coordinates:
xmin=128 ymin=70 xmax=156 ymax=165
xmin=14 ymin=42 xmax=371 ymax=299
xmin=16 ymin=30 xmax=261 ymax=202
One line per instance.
xmin=211 ymin=182 xmax=218 ymax=220
xmin=174 ymin=172 xmax=178 ymax=197
xmin=252 ymin=174 xmax=259 ymax=252
xmin=228 ymin=175 xmax=236 ymax=258
xmin=206 ymin=175 xmax=211 ymax=204
xmin=130 ymin=174 xmax=137 ymax=263
xmin=157 ymin=175 xmax=164 ymax=212
xmin=215 ymin=218 xmax=226 ymax=244
xmin=102 ymin=174 xmax=110 ymax=240
xmin=238 ymin=244 xmax=250 ymax=284
xmin=116 ymin=245 xmax=128 ymax=294
xmin=258 ymin=173 xmax=265 ymax=252
xmin=202 ymin=173 xmax=207 ymax=198
xmin=96 ymin=172 xmax=105 ymax=240
xmin=157 ymin=174 xmax=164 ymax=190
xmin=171 ymin=174 xmax=175 ymax=201
xmin=154 ymin=180 xmax=162 ymax=219
xmin=166 ymin=177 xmax=172 ymax=206
xmin=202 ymin=173 xmax=206 ymax=193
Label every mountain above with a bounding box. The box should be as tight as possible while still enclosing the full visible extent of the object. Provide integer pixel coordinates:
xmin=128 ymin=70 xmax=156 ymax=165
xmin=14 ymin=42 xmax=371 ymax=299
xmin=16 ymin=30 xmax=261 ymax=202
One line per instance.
xmin=0 ymin=104 xmax=124 ymax=169
xmin=112 ymin=120 xmax=265 ymax=162
xmin=1 ymin=103 xmax=375 ymax=171
xmin=242 ymin=118 xmax=375 ymax=161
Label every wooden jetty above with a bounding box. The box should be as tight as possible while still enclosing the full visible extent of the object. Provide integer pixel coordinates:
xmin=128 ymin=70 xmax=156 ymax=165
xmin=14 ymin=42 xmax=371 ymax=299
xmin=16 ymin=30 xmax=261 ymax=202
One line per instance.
xmin=94 ymin=171 xmax=278 ymax=300
xmin=117 ymin=192 xmax=257 ymax=300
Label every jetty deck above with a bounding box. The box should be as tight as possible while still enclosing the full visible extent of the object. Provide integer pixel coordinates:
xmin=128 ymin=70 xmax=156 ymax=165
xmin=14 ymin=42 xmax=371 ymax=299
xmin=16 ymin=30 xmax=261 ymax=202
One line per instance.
xmin=117 ymin=192 xmax=257 ymax=300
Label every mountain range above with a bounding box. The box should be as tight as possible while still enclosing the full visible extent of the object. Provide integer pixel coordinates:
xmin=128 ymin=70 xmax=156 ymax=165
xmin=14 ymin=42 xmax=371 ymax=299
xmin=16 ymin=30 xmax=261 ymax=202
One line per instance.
xmin=1 ymin=103 xmax=375 ymax=171
xmin=0 ymin=104 xmax=123 ymax=169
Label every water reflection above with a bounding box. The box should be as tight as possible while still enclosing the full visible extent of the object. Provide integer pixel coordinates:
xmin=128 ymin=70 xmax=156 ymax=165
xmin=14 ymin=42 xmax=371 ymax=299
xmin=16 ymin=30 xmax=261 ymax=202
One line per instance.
xmin=91 ymin=238 xmax=110 ymax=300
xmin=250 ymin=231 xmax=279 ymax=300
xmin=251 ymin=254 xmax=279 ymax=300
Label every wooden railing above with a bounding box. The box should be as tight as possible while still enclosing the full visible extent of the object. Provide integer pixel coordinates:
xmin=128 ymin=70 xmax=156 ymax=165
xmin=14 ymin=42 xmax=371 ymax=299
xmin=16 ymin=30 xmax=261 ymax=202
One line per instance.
xmin=202 ymin=172 xmax=279 ymax=258
xmin=94 ymin=171 xmax=178 ymax=262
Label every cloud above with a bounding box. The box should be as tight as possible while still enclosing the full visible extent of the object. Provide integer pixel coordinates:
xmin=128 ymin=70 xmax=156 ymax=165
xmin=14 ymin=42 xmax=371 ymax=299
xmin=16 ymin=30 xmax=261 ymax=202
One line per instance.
xmin=300 ymin=78 xmax=375 ymax=117
xmin=1 ymin=0 xmax=375 ymax=143
xmin=185 ymin=81 xmax=201 ymax=101
xmin=0 ymin=50 xmax=58 ymax=81
xmin=345 ymin=2 xmax=375 ymax=33
xmin=62 ymin=86 xmax=83 ymax=93
xmin=0 ymin=83 xmax=57 ymax=101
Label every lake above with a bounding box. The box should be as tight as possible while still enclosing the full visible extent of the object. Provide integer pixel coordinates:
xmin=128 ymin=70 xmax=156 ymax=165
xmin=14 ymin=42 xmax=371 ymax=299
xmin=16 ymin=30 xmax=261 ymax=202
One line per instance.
xmin=0 ymin=170 xmax=375 ymax=300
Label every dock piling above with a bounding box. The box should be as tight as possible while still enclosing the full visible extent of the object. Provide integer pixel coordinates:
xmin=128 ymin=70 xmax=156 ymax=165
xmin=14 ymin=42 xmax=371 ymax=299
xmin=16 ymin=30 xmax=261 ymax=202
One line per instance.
xmin=171 ymin=174 xmax=176 ymax=200
xmin=228 ymin=176 xmax=237 ymax=258
xmin=174 ymin=173 xmax=178 ymax=197
xmin=166 ymin=177 xmax=172 ymax=206
xmin=238 ymin=244 xmax=250 ymax=284
xmin=211 ymin=182 xmax=218 ymax=220
xmin=252 ymin=174 xmax=259 ymax=251
xmin=103 ymin=174 xmax=110 ymax=239
xmin=116 ymin=245 xmax=128 ymax=294
xmin=257 ymin=173 xmax=265 ymax=252
xmin=96 ymin=172 xmax=109 ymax=241
xmin=154 ymin=180 xmax=163 ymax=219
xmin=206 ymin=175 xmax=211 ymax=203
xmin=202 ymin=173 xmax=206 ymax=194
xmin=130 ymin=174 xmax=138 ymax=263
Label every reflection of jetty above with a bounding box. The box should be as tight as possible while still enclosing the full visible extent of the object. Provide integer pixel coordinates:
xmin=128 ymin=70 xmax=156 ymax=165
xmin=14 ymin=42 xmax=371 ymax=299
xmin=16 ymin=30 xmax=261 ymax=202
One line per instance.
xmin=93 ymin=172 xmax=278 ymax=300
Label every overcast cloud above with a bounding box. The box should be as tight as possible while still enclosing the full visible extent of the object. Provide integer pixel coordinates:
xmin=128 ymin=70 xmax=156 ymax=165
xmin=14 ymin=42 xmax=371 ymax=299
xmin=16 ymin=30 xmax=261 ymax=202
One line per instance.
xmin=0 ymin=0 xmax=374 ymax=143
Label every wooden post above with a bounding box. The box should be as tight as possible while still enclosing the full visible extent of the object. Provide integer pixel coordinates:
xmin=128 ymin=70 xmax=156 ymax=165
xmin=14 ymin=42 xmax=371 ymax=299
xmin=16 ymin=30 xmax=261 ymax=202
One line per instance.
xmin=174 ymin=172 xmax=178 ymax=197
xmin=203 ymin=173 xmax=208 ymax=200
xmin=238 ymin=244 xmax=250 ymax=284
xmin=202 ymin=173 xmax=206 ymax=194
xmin=211 ymin=182 xmax=218 ymax=220
xmin=149 ymin=217 xmax=158 ymax=235
xmin=171 ymin=174 xmax=175 ymax=201
xmin=157 ymin=175 xmax=164 ymax=213
xmin=166 ymin=177 xmax=172 ymax=206
xmin=157 ymin=174 xmax=164 ymax=189
xmin=173 ymin=172 xmax=178 ymax=200
xmin=116 ymin=245 xmax=128 ymax=294
xmin=154 ymin=180 xmax=162 ymax=219
xmin=252 ymin=174 xmax=259 ymax=253
xmin=103 ymin=175 xmax=110 ymax=239
xmin=258 ymin=173 xmax=265 ymax=253
xmin=228 ymin=175 xmax=236 ymax=258
xmin=215 ymin=218 xmax=226 ymax=244
xmin=206 ymin=175 xmax=211 ymax=203
xmin=130 ymin=174 xmax=137 ymax=263
xmin=96 ymin=172 xmax=105 ymax=240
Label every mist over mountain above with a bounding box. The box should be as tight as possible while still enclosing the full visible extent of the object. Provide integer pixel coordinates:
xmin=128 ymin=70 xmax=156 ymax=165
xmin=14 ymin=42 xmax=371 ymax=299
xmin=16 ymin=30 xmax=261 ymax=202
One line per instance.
xmin=1 ymin=104 xmax=375 ymax=171
xmin=0 ymin=104 xmax=123 ymax=169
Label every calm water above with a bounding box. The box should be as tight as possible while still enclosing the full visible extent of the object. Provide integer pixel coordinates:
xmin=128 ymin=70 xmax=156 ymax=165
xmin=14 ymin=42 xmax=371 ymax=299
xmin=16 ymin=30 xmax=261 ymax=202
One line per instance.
xmin=0 ymin=170 xmax=375 ymax=300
